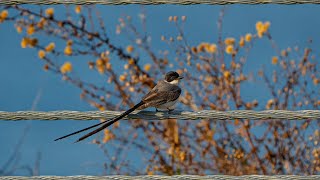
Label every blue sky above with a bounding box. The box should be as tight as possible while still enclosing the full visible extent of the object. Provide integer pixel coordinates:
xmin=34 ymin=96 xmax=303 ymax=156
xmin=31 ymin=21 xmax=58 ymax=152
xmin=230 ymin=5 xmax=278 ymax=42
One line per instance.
xmin=0 ymin=4 xmax=320 ymax=175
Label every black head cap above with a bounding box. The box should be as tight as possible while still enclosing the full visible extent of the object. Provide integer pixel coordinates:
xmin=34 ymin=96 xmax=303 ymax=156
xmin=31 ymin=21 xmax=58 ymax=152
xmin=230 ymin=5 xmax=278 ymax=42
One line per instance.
xmin=165 ymin=71 xmax=182 ymax=82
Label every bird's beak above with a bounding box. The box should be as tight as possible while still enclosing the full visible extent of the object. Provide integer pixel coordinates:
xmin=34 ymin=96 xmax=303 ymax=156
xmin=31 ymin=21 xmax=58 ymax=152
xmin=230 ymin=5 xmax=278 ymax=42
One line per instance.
xmin=178 ymin=76 xmax=184 ymax=79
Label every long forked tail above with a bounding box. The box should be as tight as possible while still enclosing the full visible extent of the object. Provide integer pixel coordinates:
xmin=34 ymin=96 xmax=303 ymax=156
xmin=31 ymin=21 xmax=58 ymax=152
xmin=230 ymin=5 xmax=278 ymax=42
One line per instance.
xmin=54 ymin=101 xmax=145 ymax=142
xmin=54 ymin=120 xmax=109 ymax=141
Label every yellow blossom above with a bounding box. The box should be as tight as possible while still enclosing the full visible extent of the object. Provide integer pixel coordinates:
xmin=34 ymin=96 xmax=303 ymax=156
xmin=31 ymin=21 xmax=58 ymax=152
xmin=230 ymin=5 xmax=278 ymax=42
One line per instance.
xmin=105 ymin=62 xmax=112 ymax=70
xmin=67 ymin=40 xmax=73 ymax=46
xmin=38 ymin=50 xmax=46 ymax=59
xmin=97 ymin=66 xmax=105 ymax=74
xmin=43 ymin=64 xmax=49 ymax=71
xmin=266 ymin=99 xmax=274 ymax=109
xmin=256 ymin=21 xmax=263 ymax=32
xmin=126 ymin=45 xmax=134 ymax=53
xmin=197 ymin=42 xmax=209 ymax=52
xmin=256 ymin=21 xmax=271 ymax=38
xmin=75 ymin=5 xmax=81 ymax=14
xmin=0 ymin=10 xmax=8 ymax=20
xmin=245 ymin=33 xmax=252 ymax=42
xmin=119 ymin=74 xmax=126 ymax=81
xmin=239 ymin=37 xmax=245 ymax=47
xmin=27 ymin=24 xmax=35 ymax=35
xmin=37 ymin=18 xmax=46 ymax=29
xmin=98 ymin=106 xmax=105 ymax=111
xmin=0 ymin=10 xmax=8 ymax=22
xmin=29 ymin=38 xmax=38 ymax=47
xmin=128 ymin=58 xmax=135 ymax=65
xmin=225 ymin=45 xmax=234 ymax=54
xmin=16 ymin=26 xmax=23 ymax=33
xmin=96 ymin=58 xmax=104 ymax=66
xmin=224 ymin=38 xmax=235 ymax=45
xmin=281 ymin=49 xmax=288 ymax=57
xmin=21 ymin=38 xmax=29 ymax=48
xmin=64 ymin=45 xmax=72 ymax=55
xmin=191 ymin=47 xmax=198 ymax=54
xmin=144 ymin=64 xmax=151 ymax=71
xmin=223 ymin=71 xmax=231 ymax=79
xmin=263 ymin=21 xmax=271 ymax=32
xmin=45 ymin=8 xmax=54 ymax=17
xmin=45 ymin=42 xmax=55 ymax=52
xmin=271 ymin=56 xmax=278 ymax=65
xmin=205 ymin=44 xmax=217 ymax=53
xmin=60 ymin=61 xmax=73 ymax=74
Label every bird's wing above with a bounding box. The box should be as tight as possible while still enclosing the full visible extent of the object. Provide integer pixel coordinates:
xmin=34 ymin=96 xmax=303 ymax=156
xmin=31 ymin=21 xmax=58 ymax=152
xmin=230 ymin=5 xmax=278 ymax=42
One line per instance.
xmin=140 ymin=83 xmax=181 ymax=109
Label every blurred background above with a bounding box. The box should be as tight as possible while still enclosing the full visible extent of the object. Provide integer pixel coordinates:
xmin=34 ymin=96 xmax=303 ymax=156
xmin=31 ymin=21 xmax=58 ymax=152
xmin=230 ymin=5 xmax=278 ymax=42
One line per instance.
xmin=0 ymin=4 xmax=319 ymax=176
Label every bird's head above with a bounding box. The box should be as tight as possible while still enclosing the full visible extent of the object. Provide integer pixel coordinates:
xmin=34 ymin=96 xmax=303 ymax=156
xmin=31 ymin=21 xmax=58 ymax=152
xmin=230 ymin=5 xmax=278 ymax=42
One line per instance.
xmin=164 ymin=71 xmax=184 ymax=85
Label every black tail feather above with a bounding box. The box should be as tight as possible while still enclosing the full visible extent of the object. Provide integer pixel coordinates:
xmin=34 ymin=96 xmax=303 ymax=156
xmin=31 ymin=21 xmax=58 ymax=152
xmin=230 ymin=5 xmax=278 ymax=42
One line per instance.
xmin=54 ymin=120 xmax=110 ymax=141
xmin=75 ymin=101 xmax=145 ymax=143
xmin=55 ymin=101 xmax=145 ymax=142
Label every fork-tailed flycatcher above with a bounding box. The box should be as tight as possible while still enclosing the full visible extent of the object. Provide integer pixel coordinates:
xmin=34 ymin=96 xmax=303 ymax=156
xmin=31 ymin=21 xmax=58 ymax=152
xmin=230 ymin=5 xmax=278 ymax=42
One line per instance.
xmin=54 ymin=71 xmax=183 ymax=142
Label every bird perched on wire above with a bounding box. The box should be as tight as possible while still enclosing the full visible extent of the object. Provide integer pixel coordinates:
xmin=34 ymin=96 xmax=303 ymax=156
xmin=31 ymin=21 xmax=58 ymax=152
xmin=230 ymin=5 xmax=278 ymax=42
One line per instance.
xmin=55 ymin=71 xmax=184 ymax=143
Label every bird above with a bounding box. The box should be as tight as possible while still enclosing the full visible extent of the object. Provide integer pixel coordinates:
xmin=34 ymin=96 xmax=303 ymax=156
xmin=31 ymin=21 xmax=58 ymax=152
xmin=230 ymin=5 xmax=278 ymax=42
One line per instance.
xmin=54 ymin=71 xmax=184 ymax=143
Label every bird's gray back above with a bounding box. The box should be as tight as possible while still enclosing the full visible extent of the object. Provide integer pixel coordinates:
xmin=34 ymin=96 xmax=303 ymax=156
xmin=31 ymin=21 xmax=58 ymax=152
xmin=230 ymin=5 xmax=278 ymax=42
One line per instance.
xmin=139 ymin=80 xmax=181 ymax=109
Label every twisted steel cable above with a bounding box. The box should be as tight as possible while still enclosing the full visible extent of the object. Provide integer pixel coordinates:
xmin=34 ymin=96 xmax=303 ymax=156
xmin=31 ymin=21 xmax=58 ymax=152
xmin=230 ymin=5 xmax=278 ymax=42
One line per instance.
xmin=0 ymin=110 xmax=319 ymax=121
xmin=1 ymin=0 xmax=320 ymax=4
xmin=1 ymin=175 xmax=320 ymax=179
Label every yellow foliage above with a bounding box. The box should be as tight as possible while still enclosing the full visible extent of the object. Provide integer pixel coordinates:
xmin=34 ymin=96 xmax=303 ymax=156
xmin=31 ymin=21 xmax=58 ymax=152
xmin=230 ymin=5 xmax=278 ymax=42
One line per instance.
xmin=60 ymin=61 xmax=73 ymax=74
xmin=271 ymin=56 xmax=278 ymax=65
xmin=27 ymin=24 xmax=35 ymax=35
xmin=103 ymin=129 xmax=114 ymax=143
xmin=64 ymin=45 xmax=72 ymax=55
xmin=266 ymin=99 xmax=274 ymax=109
xmin=97 ymin=66 xmax=105 ymax=74
xmin=38 ymin=50 xmax=46 ymax=59
xmin=256 ymin=21 xmax=270 ymax=38
xmin=105 ymin=62 xmax=112 ymax=70
xmin=144 ymin=64 xmax=151 ymax=71
xmin=245 ymin=33 xmax=252 ymax=42
xmin=21 ymin=37 xmax=37 ymax=48
xmin=281 ymin=49 xmax=288 ymax=57
xmin=128 ymin=58 xmax=135 ymax=65
xmin=0 ymin=10 xmax=8 ymax=20
xmin=16 ymin=26 xmax=23 ymax=33
xmin=239 ymin=37 xmax=245 ymax=47
xmin=223 ymin=71 xmax=231 ymax=79
xmin=225 ymin=45 xmax=234 ymax=54
xmin=205 ymin=44 xmax=217 ymax=53
xmin=197 ymin=42 xmax=208 ymax=52
xmin=21 ymin=38 xmax=28 ymax=48
xmin=126 ymin=45 xmax=134 ymax=53
xmin=96 ymin=58 xmax=104 ymax=66
xmin=75 ymin=5 xmax=82 ymax=14
xmin=45 ymin=42 xmax=55 ymax=52
xmin=0 ymin=10 xmax=8 ymax=23
xmin=29 ymin=38 xmax=38 ymax=47
xmin=224 ymin=38 xmax=235 ymax=45
xmin=119 ymin=74 xmax=126 ymax=82
xmin=45 ymin=8 xmax=54 ymax=17
xmin=43 ymin=64 xmax=49 ymax=71
xmin=37 ymin=18 xmax=46 ymax=29
xmin=98 ymin=106 xmax=105 ymax=111
xmin=67 ymin=40 xmax=73 ymax=46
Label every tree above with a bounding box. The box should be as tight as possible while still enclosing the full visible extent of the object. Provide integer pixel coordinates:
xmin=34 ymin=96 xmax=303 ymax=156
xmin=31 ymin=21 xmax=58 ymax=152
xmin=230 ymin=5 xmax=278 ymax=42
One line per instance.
xmin=0 ymin=5 xmax=319 ymax=175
